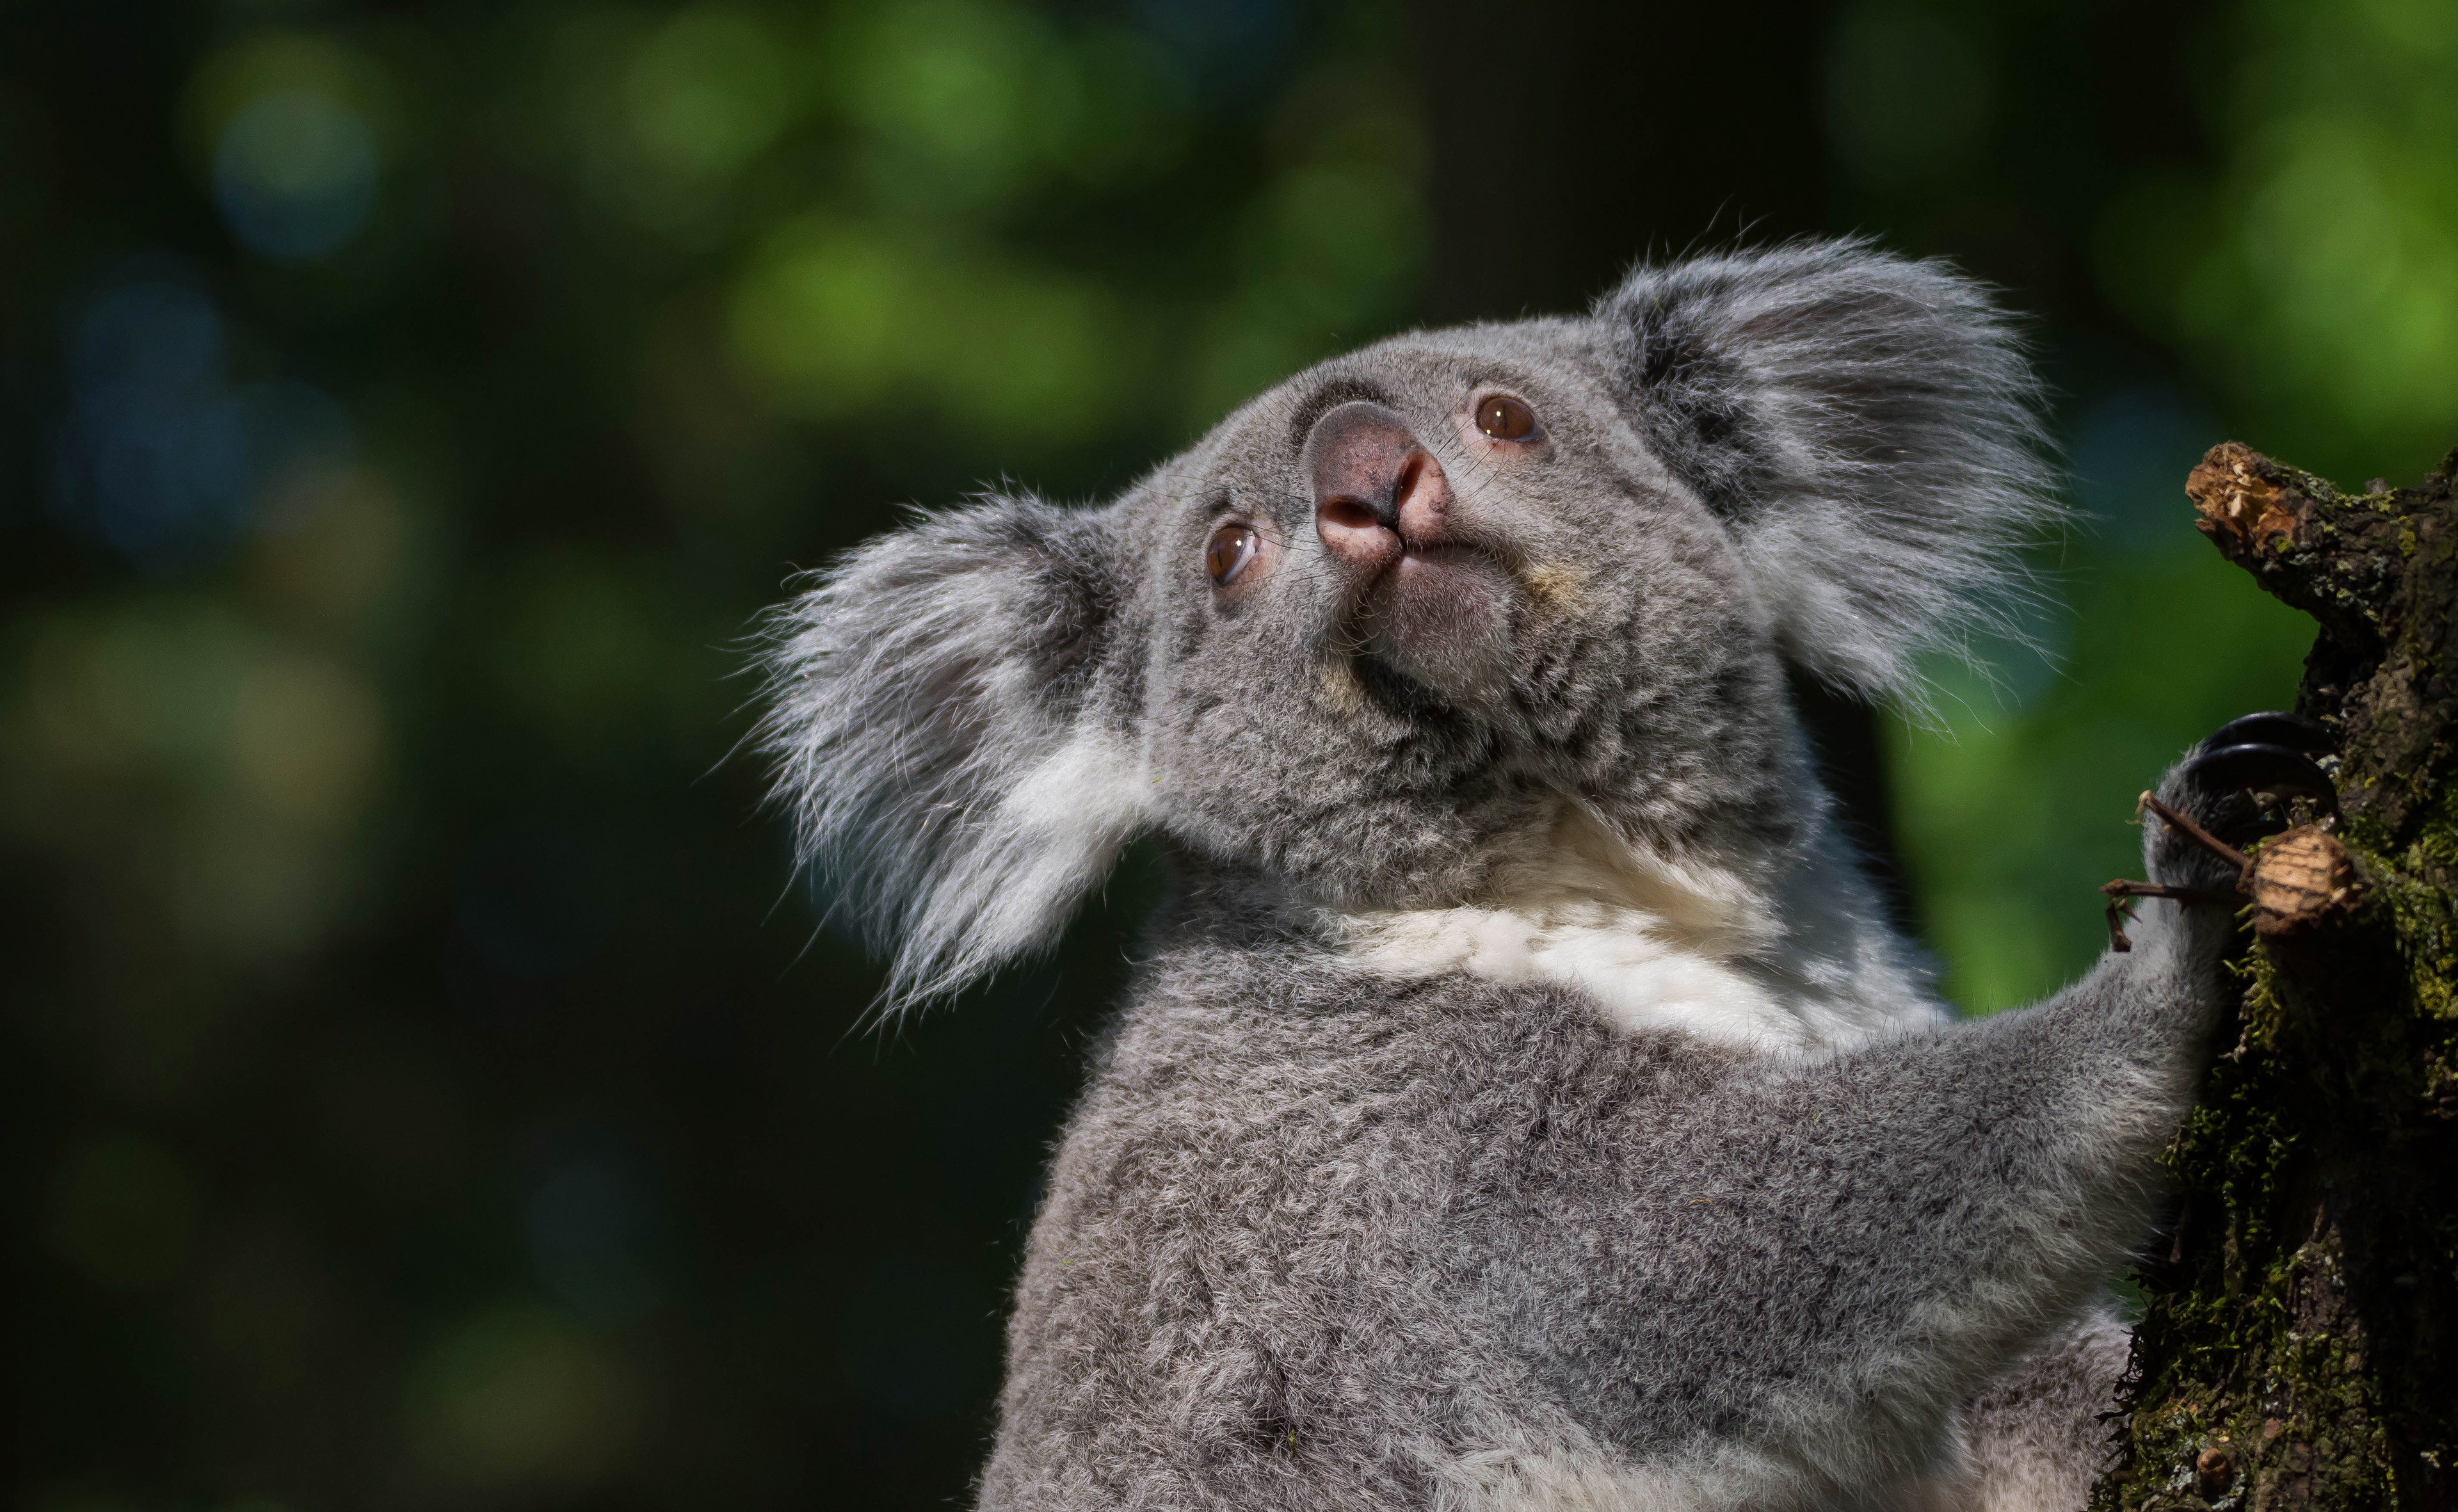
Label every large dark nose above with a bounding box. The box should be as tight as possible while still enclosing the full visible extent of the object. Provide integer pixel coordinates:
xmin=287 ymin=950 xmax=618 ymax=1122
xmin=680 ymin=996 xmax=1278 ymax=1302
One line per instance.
xmin=1303 ymin=400 xmax=1452 ymax=574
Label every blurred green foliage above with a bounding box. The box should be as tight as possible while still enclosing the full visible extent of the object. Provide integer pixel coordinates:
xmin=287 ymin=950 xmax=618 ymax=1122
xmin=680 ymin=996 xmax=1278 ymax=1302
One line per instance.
xmin=1854 ymin=0 xmax=2458 ymax=1010
xmin=0 ymin=0 xmax=2448 ymax=1508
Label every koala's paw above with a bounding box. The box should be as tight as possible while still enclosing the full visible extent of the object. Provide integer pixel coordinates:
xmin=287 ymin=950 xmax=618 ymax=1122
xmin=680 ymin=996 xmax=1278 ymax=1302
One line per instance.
xmin=2144 ymin=712 xmax=2338 ymax=894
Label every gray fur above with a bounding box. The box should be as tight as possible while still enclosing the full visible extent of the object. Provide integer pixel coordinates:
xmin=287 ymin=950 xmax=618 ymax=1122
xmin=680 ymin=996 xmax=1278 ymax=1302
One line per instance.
xmin=1593 ymin=238 xmax=2057 ymax=698
xmin=1956 ymin=1310 xmax=2133 ymax=1512
xmin=757 ymin=498 xmax=1157 ymax=1001
xmin=754 ymin=241 xmax=2223 ymax=1510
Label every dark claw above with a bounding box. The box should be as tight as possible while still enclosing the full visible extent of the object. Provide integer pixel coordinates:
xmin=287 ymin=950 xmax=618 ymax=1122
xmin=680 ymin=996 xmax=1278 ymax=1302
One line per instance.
xmin=2203 ymin=711 xmax=2334 ymax=757
xmin=2178 ymin=741 xmax=2339 ymax=848
xmin=2180 ymin=743 xmax=2338 ymax=805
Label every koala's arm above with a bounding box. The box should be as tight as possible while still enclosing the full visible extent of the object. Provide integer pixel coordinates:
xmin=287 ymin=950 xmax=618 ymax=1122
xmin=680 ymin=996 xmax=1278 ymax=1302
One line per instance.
xmin=1691 ymin=913 xmax=2218 ymax=1383
xmin=1539 ymin=796 xmax=2238 ymax=1486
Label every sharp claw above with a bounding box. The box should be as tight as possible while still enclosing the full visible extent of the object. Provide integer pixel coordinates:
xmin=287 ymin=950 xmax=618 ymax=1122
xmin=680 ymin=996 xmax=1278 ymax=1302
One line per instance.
xmin=2203 ymin=711 xmax=2334 ymax=756
xmin=2180 ymin=742 xmax=2338 ymax=805
xmin=2175 ymin=741 xmax=2340 ymax=848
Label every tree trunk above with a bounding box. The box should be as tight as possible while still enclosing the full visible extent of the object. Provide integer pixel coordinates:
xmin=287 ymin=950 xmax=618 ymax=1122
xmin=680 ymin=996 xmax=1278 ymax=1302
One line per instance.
xmin=2091 ymin=445 xmax=2458 ymax=1512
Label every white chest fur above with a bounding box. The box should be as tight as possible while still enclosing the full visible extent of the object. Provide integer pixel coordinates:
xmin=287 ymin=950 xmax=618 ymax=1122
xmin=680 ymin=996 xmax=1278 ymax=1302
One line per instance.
xmin=1331 ymin=808 xmax=1948 ymax=1052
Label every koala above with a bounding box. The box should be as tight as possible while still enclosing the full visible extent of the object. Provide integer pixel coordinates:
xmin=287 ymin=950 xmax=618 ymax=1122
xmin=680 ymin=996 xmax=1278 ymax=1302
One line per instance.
xmin=754 ymin=239 xmax=2330 ymax=1511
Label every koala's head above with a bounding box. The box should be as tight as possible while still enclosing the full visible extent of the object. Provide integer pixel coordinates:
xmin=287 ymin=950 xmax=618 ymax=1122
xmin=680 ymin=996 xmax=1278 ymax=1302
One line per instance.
xmin=757 ymin=240 xmax=2052 ymax=1002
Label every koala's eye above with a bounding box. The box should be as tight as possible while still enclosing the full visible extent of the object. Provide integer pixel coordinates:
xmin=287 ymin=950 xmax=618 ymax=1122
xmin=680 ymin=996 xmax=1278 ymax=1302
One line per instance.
xmin=1476 ymin=394 xmax=1539 ymax=441
xmin=1205 ymin=522 xmax=1258 ymax=587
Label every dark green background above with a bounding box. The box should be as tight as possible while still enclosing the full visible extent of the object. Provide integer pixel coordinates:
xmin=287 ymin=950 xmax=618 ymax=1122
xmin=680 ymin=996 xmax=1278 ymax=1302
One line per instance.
xmin=4 ymin=1 xmax=2448 ymax=1507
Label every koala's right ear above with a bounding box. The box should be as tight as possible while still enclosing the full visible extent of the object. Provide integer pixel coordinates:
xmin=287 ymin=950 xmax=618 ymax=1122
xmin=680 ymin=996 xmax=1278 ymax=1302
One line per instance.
xmin=754 ymin=494 xmax=1153 ymax=1009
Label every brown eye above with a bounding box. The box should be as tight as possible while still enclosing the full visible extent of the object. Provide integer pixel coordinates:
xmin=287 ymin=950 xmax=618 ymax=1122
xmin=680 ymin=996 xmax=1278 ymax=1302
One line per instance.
xmin=1205 ymin=522 xmax=1258 ymax=586
xmin=1476 ymin=394 xmax=1538 ymax=440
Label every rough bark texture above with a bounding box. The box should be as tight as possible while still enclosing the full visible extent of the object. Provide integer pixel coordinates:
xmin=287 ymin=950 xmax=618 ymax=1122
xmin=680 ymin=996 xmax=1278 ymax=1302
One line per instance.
xmin=2089 ymin=444 xmax=2458 ymax=1512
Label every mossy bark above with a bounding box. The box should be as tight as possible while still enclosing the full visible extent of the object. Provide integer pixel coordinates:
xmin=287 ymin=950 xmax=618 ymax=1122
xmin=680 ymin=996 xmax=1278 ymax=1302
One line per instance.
xmin=2089 ymin=445 xmax=2458 ymax=1512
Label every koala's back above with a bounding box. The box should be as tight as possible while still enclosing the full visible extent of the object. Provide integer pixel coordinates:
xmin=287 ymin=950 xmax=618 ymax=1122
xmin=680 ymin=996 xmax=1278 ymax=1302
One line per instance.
xmin=981 ymin=940 xmax=1911 ymax=1509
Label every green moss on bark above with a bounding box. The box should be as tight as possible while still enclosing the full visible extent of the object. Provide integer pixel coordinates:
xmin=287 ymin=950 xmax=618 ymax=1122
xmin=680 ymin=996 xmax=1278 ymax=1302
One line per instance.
xmin=2091 ymin=447 xmax=2458 ymax=1512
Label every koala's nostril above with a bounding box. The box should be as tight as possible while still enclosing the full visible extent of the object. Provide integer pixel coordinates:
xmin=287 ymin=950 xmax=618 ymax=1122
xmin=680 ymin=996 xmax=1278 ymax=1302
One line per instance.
xmin=1319 ymin=497 xmax=1385 ymax=535
xmin=1316 ymin=492 xmax=1399 ymax=573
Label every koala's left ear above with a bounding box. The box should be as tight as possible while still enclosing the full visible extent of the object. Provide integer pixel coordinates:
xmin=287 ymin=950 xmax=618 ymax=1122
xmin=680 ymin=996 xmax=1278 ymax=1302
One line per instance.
xmin=754 ymin=494 xmax=1153 ymax=1009
xmin=1593 ymin=237 xmax=2059 ymax=698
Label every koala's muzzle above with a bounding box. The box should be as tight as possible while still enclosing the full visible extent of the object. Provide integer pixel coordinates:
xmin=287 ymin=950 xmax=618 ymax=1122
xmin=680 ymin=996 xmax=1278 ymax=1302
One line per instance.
xmin=1301 ymin=399 xmax=1511 ymax=703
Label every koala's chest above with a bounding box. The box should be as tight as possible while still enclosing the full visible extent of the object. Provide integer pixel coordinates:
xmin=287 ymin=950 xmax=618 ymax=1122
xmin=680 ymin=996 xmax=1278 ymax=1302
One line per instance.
xmin=1045 ymin=969 xmax=1721 ymax=1255
xmin=1329 ymin=900 xmax=1941 ymax=1053
xmin=1013 ymin=974 xmax=1741 ymax=1446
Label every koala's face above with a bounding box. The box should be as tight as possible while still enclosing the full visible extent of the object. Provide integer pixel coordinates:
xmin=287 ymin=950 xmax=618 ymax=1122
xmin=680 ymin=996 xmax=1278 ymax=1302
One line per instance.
xmin=1121 ymin=323 xmax=1785 ymax=908
xmin=759 ymin=242 xmax=2050 ymax=999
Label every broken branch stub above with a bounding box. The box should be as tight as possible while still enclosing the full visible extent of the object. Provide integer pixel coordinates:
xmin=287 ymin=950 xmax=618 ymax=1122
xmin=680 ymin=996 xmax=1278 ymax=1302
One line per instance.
xmin=2247 ymin=825 xmax=2365 ymax=938
xmin=2188 ymin=440 xmax=2458 ymax=839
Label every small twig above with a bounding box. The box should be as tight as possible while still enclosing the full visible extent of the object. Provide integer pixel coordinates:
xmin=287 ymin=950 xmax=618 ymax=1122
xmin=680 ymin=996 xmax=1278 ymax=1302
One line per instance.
xmin=2100 ymin=879 xmax=2243 ymax=951
xmin=2135 ymin=790 xmax=2254 ymax=886
xmin=2100 ymin=791 xmax=2256 ymax=951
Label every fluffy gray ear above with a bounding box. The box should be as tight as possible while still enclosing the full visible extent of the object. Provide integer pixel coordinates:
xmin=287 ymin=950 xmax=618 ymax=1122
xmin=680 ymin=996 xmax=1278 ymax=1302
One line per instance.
xmin=754 ymin=494 xmax=1152 ymax=1008
xmin=1593 ymin=237 xmax=2059 ymax=698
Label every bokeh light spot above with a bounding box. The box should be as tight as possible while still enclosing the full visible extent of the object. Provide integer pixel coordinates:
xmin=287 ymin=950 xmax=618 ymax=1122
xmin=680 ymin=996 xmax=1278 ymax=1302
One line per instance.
xmin=729 ymin=220 xmax=913 ymax=412
xmin=403 ymin=1303 xmax=643 ymax=1498
xmin=843 ymin=0 xmax=1049 ymax=190
xmin=228 ymin=648 xmax=383 ymax=823
xmin=48 ymin=268 xmax=355 ymax=572
xmin=18 ymin=602 xmax=250 ymax=788
xmin=623 ymin=9 xmax=792 ymax=181
xmin=729 ymin=217 xmax=1125 ymax=443
xmin=212 ymin=88 xmax=379 ymax=262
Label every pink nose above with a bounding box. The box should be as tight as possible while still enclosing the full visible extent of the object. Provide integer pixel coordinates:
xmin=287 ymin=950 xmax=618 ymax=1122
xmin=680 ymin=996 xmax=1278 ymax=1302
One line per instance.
xmin=1305 ymin=400 xmax=1452 ymax=574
